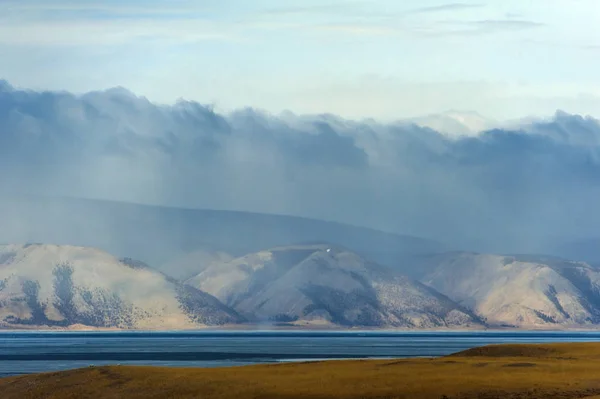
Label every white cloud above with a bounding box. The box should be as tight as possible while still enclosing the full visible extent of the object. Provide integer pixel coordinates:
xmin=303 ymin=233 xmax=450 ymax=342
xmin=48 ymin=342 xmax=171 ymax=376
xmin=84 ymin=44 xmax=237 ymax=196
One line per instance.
xmin=410 ymin=3 xmax=484 ymax=14
xmin=1 ymin=0 xmax=600 ymax=137
xmin=0 ymin=19 xmax=238 ymax=46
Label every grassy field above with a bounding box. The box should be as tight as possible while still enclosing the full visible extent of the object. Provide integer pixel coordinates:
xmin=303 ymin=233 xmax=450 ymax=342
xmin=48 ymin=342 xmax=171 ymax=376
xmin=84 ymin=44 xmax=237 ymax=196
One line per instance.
xmin=3 ymin=343 xmax=600 ymax=398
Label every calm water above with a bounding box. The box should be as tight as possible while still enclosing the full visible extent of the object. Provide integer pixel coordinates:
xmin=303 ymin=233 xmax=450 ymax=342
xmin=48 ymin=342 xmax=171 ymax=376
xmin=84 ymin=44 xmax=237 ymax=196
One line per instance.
xmin=1 ymin=330 xmax=600 ymax=377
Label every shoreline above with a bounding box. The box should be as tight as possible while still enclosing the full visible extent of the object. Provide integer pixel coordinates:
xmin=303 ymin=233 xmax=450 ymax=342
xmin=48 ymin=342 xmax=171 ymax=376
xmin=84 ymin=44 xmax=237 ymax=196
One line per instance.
xmin=4 ymin=342 xmax=600 ymax=398
xmin=3 ymin=324 xmax=600 ymax=333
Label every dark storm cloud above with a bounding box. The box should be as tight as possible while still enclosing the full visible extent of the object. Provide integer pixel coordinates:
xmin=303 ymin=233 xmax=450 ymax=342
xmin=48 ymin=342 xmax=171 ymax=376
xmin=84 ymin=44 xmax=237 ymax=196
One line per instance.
xmin=1 ymin=80 xmax=600 ymax=256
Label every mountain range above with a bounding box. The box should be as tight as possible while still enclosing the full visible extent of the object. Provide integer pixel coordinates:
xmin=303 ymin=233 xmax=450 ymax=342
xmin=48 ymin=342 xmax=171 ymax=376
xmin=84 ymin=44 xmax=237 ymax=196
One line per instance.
xmin=1 ymin=196 xmax=600 ymax=330
xmin=0 ymin=243 xmax=482 ymax=330
xmin=0 ymin=195 xmax=444 ymax=270
xmin=420 ymin=252 xmax=600 ymax=328
xmin=3 ymin=240 xmax=600 ymax=330
xmin=185 ymin=244 xmax=481 ymax=328
xmin=0 ymin=244 xmax=242 ymax=330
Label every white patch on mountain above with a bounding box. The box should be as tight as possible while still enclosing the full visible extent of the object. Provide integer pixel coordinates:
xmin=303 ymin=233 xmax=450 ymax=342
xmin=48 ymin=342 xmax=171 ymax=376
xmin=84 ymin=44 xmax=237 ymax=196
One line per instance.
xmin=186 ymin=245 xmax=482 ymax=328
xmin=407 ymin=110 xmax=497 ymax=137
xmin=0 ymin=244 xmax=242 ymax=329
xmin=421 ymin=252 xmax=600 ymax=327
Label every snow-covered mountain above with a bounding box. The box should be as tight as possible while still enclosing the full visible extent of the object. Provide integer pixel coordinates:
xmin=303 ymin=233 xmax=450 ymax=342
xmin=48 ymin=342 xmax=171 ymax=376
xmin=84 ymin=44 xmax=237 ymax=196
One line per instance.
xmin=0 ymin=244 xmax=242 ymax=329
xmin=421 ymin=252 xmax=600 ymax=328
xmin=7 ymin=243 xmax=600 ymax=330
xmin=158 ymin=249 xmax=234 ymax=281
xmin=185 ymin=245 xmax=482 ymax=328
xmin=407 ymin=110 xmax=497 ymax=137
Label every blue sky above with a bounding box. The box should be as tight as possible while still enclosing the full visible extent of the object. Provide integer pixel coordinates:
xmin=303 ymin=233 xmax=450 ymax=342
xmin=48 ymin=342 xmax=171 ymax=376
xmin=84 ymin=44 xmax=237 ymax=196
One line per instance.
xmin=1 ymin=0 xmax=600 ymax=120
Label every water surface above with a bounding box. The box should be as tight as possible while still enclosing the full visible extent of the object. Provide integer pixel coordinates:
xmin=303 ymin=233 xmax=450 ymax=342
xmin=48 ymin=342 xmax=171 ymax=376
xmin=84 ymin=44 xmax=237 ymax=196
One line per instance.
xmin=1 ymin=330 xmax=599 ymax=377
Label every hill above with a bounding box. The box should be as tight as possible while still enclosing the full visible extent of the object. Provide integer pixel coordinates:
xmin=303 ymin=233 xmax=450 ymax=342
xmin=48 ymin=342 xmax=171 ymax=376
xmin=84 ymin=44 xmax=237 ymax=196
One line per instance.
xmin=420 ymin=252 xmax=600 ymax=328
xmin=185 ymin=244 xmax=482 ymax=328
xmin=158 ymin=250 xmax=234 ymax=281
xmin=3 ymin=342 xmax=600 ymax=398
xmin=0 ymin=244 xmax=242 ymax=329
xmin=0 ymin=195 xmax=445 ymax=275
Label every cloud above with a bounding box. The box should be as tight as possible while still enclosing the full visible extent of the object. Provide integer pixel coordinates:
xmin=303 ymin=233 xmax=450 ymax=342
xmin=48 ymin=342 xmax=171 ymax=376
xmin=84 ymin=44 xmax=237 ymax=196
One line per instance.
xmin=0 ymin=1 xmax=238 ymax=46
xmin=0 ymin=0 xmax=205 ymax=17
xmin=309 ymin=23 xmax=399 ymax=36
xmin=1 ymin=81 xmax=600 ymax=257
xmin=0 ymin=0 xmax=541 ymax=45
xmin=0 ymin=19 xmax=236 ymax=46
xmin=411 ymin=3 xmax=484 ymax=14
xmin=305 ymin=17 xmax=544 ymax=39
xmin=258 ymin=2 xmax=367 ymax=17
xmin=416 ymin=18 xmax=545 ymax=37
xmin=470 ymin=19 xmax=545 ymax=30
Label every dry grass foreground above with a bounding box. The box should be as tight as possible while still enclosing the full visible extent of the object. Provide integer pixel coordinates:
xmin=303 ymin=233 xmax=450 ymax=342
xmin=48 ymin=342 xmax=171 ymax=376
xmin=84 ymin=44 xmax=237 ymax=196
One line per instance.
xmin=4 ymin=343 xmax=600 ymax=398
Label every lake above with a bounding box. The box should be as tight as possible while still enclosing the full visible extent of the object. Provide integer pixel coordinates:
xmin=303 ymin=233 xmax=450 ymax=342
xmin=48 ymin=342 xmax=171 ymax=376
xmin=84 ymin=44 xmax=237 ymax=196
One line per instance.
xmin=1 ymin=330 xmax=600 ymax=377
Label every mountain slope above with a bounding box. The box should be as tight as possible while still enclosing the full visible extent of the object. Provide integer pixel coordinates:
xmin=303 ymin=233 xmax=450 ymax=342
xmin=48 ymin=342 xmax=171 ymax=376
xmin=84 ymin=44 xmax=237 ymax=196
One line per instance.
xmin=0 ymin=244 xmax=242 ymax=329
xmin=186 ymin=245 xmax=482 ymax=328
xmin=421 ymin=252 xmax=600 ymax=327
xmin=0 ymin=195 xmax=445 ymax=275
xmin=158 ymin=250 xmax=234 ymax=281
xmin=408 ymin=110 xmax=496 ymax=137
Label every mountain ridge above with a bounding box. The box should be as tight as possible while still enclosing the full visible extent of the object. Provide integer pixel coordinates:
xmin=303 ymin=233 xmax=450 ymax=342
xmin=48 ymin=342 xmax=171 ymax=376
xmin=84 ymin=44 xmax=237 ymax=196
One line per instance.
xmin=0 ymin=243 xmax=485 ymax=330
xmin=5 ymin=242 xmax=600 ymax=330
xmin=421 ymin=252 xmax=600 ymax=328
xmin=185 ymin=244 xmax=484 ymax=329
xmin=0 ymin=194 xmax=445 ymax=272
xmin=0 ymin=244 xmax=243 ymax=330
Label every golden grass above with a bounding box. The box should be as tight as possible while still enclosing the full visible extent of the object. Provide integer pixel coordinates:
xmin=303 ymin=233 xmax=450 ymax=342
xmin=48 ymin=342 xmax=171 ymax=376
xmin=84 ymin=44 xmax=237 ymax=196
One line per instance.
xmin=3 ymin=343 xmax=600 ymax=398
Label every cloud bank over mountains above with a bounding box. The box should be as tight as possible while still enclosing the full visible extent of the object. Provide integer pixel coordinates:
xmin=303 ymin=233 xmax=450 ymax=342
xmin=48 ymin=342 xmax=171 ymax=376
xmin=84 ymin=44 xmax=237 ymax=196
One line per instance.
xmin=1 ymin=80 xmax=600 ymax=255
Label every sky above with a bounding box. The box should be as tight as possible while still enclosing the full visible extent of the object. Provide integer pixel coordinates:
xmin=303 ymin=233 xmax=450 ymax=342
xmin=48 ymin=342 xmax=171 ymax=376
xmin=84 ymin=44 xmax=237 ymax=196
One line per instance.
xmin=2 ymin=81 xmax=600 ymax=256
xmin=2 ymin=1 xmax=600 ymax=259
xmin=2 ymin=0 xmax=600 ymax=120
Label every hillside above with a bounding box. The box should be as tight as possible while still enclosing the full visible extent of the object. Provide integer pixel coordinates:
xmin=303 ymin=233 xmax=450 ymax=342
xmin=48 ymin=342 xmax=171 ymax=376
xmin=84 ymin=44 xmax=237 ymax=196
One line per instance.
xmin=0 ymin=195 xmax=444 ymax=275
xmin=421 ymin=252 xmax=600 ymax=328
xmin=158 ymin=250 xmax=234 ymax=281
xmin=5 ymin=241 xmax=600 ymax=330
xmin=186 ymin=244 xmax=482 ymax=328
xmin=3 ymin=342 xmax=600 ymax=398
xmin=0 ymin=244 xmax=242 ymax=329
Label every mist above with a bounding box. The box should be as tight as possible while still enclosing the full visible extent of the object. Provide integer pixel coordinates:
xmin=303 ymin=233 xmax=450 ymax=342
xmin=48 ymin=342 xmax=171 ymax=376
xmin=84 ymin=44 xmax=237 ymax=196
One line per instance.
xmin=1 ymin=80 xmax=600 ymax=259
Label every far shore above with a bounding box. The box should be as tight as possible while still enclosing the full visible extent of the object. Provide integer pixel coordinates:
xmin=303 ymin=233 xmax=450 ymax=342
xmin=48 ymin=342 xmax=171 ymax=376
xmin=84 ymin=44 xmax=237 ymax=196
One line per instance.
xmin=4 ymin=342 xmax=600 ymax=398
xmin=3 ymin=323 xmax=600 ymax=333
